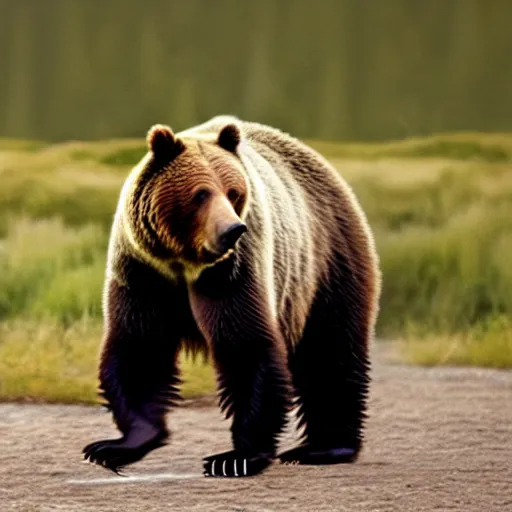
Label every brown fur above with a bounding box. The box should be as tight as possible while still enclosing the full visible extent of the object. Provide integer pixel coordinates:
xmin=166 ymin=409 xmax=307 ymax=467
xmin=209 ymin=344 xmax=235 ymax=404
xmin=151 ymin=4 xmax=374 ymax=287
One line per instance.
xmin=83 ymin=116 xmax=381 ymax=478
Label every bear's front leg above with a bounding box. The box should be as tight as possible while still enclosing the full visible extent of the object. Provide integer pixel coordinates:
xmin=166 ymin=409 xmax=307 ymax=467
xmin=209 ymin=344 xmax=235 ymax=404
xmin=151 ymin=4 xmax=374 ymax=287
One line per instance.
xmin=190 ymin=265 xmax=292 ymax=478
xmin=83 ymin=262 xmax=189 ymax=474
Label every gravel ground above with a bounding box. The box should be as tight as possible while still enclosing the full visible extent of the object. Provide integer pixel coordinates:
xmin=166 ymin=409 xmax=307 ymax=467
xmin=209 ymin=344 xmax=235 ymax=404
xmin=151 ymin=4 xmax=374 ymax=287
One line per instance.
xmin=1 ymin=344 xmax=511 ymax=512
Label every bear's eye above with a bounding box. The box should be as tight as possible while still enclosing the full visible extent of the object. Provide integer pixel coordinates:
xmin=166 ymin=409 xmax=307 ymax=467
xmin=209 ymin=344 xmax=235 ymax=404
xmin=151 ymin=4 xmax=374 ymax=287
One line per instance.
xmin=227 ymin=189 xmax=240 ymax=203
xmin=193 ymin=189 xmax=210 ymax=205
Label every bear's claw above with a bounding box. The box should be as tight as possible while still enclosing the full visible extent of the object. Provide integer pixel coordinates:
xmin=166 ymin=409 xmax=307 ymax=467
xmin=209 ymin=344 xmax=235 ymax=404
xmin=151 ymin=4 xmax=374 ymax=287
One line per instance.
xmin=83 ymin=431 xmax=168 ymax=475
xmin=202 ymin=450 xmax=272 ymax=477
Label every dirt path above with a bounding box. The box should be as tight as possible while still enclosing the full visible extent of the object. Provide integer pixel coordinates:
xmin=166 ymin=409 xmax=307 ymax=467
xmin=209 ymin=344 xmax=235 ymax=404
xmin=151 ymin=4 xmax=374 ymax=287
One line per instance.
xmin=1 ymin=344 xmax=511 ymax=512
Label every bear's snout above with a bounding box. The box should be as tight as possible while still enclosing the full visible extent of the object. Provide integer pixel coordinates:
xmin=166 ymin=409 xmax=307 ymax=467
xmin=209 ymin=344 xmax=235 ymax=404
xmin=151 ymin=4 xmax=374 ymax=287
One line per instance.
xmin=205 ymin=196 xmax=247 ymax=257
xmin=218 ymin=222 xmax=247 ymax=253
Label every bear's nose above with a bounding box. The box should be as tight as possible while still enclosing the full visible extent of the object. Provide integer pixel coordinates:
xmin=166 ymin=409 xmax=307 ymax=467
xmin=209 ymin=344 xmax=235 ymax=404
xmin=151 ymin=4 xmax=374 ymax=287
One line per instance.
xmin=218 ymin=222 xmax=247 ymax=252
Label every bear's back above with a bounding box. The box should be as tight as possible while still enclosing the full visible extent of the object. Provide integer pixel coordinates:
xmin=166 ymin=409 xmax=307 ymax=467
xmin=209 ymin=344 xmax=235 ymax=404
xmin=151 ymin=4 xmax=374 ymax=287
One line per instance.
xmin=179 ymin=117 xmax=376 ymax=346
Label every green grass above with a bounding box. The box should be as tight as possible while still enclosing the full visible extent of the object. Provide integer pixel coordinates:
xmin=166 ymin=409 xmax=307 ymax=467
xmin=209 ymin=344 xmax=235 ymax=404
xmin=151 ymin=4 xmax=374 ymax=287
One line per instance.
xmin=375 ymin=204 xmax=512 ymax=335
xmin=0 ymin=131 xmax=511 ymax=404
xmin=0 ymin=217 xmax=106 ymax=321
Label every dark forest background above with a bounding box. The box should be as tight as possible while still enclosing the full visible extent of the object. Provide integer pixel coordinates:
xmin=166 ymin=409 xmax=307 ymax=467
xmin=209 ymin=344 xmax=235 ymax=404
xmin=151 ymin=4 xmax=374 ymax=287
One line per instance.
xmin=1 ymin=0 xmax=512 ymax=142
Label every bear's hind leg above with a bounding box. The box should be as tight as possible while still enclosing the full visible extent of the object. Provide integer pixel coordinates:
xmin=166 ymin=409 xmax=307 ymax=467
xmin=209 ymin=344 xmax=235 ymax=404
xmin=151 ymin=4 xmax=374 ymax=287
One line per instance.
xmin=280 ymin=256 xmax=377 ymax=465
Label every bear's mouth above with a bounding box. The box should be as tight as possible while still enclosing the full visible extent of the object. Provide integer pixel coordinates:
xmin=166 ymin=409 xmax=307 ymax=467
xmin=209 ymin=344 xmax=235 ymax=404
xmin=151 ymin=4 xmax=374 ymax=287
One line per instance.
xmin=201 ymin=246 xmax=235 ymax=264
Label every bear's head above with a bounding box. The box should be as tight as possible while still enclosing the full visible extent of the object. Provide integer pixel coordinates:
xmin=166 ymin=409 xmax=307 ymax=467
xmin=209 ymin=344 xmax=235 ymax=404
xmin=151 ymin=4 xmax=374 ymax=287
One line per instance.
xmin=122 ymin=122 xmax=249 ymax=277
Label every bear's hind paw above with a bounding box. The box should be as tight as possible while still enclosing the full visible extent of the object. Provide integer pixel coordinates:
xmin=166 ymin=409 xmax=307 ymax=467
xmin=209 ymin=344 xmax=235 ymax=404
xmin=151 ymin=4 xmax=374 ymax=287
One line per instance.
xmin=278 ymin=443 xmax=359 ymax=465
xmin=202 ymin=450 xmax=272 ymax=478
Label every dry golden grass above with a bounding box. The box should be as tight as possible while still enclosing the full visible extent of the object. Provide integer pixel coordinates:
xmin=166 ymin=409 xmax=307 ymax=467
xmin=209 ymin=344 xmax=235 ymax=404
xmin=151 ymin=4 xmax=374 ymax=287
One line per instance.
xmin=399 ymin=317 xmax=512 ymax=369
xmin=0 ymin=131 xmax=511 ymax=403
xmin=0 ymin=319 xmax=216 ymax=403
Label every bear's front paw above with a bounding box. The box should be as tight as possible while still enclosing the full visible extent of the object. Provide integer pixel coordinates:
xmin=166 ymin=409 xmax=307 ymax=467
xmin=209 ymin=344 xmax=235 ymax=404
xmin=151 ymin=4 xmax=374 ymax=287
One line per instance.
xmin=83 ymin=431 xmax=168 ymax=474
xmin=203 ymin=450 xmax=272 ymax=478
xmin=83 ymin=438 xmax=133 ymax=474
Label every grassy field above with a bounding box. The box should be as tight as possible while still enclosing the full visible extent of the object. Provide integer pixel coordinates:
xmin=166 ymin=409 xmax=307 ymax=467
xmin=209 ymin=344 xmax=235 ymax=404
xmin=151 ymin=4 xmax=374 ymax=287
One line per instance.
xmin=0 ymin=132 xmax=511 ymax=403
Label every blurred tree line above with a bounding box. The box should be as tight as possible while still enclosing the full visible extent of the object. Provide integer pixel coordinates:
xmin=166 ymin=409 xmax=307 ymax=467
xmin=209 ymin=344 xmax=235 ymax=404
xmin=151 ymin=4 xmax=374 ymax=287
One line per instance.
xmin=1 ymin=0 xmax=511 ymax=142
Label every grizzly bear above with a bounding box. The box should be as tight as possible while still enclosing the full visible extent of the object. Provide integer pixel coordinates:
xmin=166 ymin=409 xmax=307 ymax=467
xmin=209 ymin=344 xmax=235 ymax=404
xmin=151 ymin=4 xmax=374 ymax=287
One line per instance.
xmin=82 ymin=116 xmax=381 ymax=478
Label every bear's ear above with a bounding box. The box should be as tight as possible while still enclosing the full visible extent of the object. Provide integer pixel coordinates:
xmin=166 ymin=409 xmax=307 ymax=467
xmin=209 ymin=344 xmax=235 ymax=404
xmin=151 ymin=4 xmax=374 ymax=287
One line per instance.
xmin=147 ymin=124 xmax=184 ymax=161
xmin=217 ymin=123 xmax=241 ymax=153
